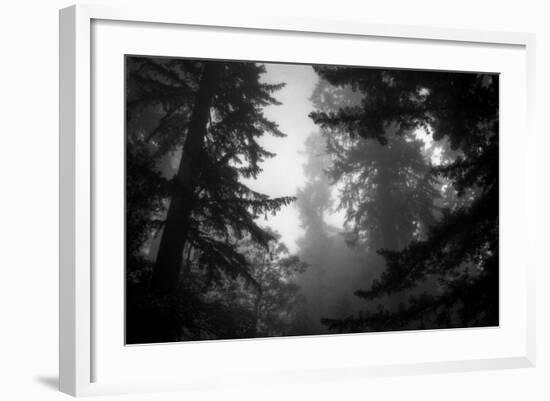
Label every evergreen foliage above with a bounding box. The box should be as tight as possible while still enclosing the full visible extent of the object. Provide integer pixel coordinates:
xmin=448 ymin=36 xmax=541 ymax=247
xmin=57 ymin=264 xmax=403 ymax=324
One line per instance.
xmin=311 ymin=67 xmax=499 ymax=331
xmin=294 ymin=130 xmax=370 ymax=332
xmin=126 ymin=57 xmax=300 ymax=343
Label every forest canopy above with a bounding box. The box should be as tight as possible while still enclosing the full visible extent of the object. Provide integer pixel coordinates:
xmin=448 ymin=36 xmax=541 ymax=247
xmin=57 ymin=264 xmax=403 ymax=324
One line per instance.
xmin=311 ymin=66 xmax=499 ymax=331
xmin=125 ymin=56 xmax=499 ymax=343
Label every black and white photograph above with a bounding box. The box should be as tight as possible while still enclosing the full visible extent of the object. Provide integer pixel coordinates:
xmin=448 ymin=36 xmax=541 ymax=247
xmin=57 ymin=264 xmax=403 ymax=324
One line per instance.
xmin=125 ymin=56 xmax=499 ymax=344
xmin=3 ymin=0 xmax=549 ymax=399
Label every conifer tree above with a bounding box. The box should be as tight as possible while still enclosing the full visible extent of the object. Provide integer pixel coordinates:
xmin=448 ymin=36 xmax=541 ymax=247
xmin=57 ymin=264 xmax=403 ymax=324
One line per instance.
xmin=294 ymin=130 xmax=369 ymax=331
xmin=310 ymin=76 xmax=439 ymax=313
xmin=126 ymin=57 xmax=295 ymax=342
xmin=237 ymin=231 xmax=309 ymax=337
xmin=311 ymin=67 xmax=499 ymax=330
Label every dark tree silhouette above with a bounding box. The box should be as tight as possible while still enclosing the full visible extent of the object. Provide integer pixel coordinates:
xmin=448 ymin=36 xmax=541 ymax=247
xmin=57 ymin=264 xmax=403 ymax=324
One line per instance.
xmin=148 ymin=60 xmax=294 ymax=294
xmin=310 ymin=67 xmax=499 ymax=331
xmin=150 ymin=62 xmax=222 ymax=292
xmin=126 ymin=57 xmax=297 ymax=342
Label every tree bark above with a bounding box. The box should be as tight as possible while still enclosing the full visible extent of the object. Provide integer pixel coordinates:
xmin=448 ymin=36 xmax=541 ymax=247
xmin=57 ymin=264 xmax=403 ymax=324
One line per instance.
xmin=150 ymin=62 xmax=221 ymax=293
xmin=377 ymin=166 xmax=403 ymax=312
xmin=378 ymin=167 xmax=399 ymax=251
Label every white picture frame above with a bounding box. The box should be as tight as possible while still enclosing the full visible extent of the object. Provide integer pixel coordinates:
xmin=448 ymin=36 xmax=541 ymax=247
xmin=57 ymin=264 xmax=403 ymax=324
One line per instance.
xmin=59 ymin=3 xmax=536 ymax=397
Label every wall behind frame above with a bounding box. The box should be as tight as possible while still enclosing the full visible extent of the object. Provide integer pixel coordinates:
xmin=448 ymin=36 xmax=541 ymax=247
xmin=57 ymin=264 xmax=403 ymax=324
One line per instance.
xmin=0 ymin=0 xmax=548 ymax=400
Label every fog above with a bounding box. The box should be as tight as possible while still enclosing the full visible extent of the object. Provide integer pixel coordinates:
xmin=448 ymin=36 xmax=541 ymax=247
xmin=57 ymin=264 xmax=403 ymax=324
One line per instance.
xmin=241 ymin=64 xmax=374 ymax=328
xmin=243 ymin=64 xmax=345 ymax=253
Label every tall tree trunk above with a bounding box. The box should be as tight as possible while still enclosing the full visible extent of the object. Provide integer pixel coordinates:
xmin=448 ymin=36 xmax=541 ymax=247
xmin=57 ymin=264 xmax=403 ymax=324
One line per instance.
xmin=380 ymin=209 xmax=399 ymax=251
xmin=377 ymin=166 xmax=403 ymax=312
xmin=151 ymin=63 xmax=221 ymax=293
xmin=378 ymin=167 xmax=399 ymax=251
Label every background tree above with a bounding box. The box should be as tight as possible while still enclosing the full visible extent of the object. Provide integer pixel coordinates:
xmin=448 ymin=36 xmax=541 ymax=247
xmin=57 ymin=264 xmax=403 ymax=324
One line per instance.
xmin=311 ymin=67 xmax=499 ymax=331
xmin=294 ymin=130 xmax=369 ymax=333
xmin=310 ymin=77 xmax=440 ymax=314
xmin=237 ymin=231 xmax=309 ymax=337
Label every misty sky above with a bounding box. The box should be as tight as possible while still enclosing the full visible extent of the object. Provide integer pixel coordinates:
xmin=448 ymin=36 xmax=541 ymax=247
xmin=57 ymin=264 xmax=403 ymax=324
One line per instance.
xmin=160 ymin=62 xmax=434 ymax=256
xmin=243 ymin=63 xmax=344 ymax=254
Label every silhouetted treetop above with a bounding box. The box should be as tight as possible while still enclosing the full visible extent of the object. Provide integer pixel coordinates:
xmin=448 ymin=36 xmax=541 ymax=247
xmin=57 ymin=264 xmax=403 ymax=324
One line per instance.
xmin=311 ymin=67 xmax=498 ymax=150
xmin=126 ymin=58 xmax=299 ymax=342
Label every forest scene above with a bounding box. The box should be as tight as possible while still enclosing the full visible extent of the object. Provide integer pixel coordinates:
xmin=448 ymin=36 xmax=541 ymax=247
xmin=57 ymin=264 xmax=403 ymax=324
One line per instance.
xmin=125 ymin=56 xmax=499 ymax=344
